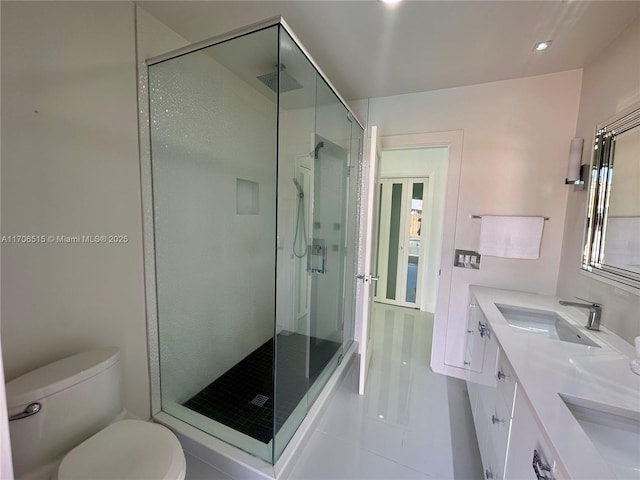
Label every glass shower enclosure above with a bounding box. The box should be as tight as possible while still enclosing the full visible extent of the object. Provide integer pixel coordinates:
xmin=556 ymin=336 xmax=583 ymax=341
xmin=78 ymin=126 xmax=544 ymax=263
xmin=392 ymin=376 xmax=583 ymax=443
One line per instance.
xmin=145 ymin=19 xmax=364 ymax=465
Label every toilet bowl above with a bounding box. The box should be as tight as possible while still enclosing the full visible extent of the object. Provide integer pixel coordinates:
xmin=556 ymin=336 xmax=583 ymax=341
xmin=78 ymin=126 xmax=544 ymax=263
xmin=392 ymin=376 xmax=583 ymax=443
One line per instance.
xmin=56 ymin=419 xmax=185 ymax=480
xmin=6 ymin=348 xmax=186 ymax=480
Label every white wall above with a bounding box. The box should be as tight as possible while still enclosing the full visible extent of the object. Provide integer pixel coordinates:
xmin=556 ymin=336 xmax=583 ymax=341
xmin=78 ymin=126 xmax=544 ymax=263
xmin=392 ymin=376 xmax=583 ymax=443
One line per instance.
xmin=1 ymin=2 xmax=150 ymax=418
xmin=351 ymin=69 xmax=583 ymax=365
xmin=0 ymin=9 xmax=13 ymax=461
xmin=557 ymin=18 xmax=640 ymax=344
xmin=380 ymin=147 xmax=448 ymax=312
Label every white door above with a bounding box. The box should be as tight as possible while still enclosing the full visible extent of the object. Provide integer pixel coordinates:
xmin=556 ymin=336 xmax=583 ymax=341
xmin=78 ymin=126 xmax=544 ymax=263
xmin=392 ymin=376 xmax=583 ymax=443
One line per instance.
xmin=358 ymin=126 xmax=382 ymax=395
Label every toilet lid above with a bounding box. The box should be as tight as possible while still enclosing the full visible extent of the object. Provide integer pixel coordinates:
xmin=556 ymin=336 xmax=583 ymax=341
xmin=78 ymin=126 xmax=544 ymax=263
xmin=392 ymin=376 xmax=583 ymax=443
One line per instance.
xmin=58 ymin=420 xmax=186 ymax=480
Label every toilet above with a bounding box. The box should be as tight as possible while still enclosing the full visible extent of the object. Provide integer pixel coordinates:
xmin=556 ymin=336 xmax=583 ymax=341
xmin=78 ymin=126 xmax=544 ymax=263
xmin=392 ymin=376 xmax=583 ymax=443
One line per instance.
xmin=6 ymin=347 xmax=186 ymax=480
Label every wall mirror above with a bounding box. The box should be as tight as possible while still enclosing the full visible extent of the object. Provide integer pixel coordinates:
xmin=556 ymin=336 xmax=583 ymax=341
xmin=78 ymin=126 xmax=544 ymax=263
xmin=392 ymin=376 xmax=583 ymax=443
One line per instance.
xmin=582 ymin=103 xmax=640 ymax=291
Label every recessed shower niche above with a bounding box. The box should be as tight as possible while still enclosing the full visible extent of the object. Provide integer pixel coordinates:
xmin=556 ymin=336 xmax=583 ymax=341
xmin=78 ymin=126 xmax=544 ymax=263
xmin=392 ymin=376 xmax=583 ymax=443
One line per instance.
xmin=144 ymin=19 xmax=364 ymax=465
xmin=236 ymin=178 xmax=259 ymax=215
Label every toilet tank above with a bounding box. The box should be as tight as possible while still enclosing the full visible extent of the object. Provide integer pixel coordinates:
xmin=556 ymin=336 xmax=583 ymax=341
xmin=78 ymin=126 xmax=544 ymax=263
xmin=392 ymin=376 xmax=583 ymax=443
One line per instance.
xmin=6 ymin=347 xmax=123 ymax=478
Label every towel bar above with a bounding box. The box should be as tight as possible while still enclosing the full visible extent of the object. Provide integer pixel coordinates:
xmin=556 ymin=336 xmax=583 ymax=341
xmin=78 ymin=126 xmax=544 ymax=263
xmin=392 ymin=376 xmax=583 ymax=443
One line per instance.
xmin=471 ymin=215 xmax=549 ymax=221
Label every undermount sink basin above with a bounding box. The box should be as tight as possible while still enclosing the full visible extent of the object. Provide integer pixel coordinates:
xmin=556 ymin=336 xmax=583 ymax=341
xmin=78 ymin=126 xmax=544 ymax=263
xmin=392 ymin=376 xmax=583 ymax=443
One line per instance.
xmin=496 ymin=304 xmax=599 ymax=347
xmin=561 ymin=396 xmax=640 ymax=478
xmin=569 ymin=354 xmax=640 ymax=397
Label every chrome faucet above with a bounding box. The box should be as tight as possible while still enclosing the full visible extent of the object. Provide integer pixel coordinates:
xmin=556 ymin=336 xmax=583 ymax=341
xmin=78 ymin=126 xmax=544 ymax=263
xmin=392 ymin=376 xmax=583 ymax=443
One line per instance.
xmin=559 ymin=299 xmax=602 ymax=331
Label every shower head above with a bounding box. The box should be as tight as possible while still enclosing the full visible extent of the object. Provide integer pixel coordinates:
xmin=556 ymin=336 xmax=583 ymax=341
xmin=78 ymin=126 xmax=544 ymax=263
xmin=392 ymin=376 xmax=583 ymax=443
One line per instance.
xmin=292 ymin=178 xmax=304 ymax=198
xmin=257 ymin=64 xmax=303 ymax=93
xmin=310 ymin=141 xmax=324 ymax=159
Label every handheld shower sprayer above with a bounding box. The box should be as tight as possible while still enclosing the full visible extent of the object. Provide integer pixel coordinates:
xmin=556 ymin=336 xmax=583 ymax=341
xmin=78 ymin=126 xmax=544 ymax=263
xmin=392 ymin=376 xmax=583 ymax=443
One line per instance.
xmin=292 ymin=178 xmax=307 ymax=258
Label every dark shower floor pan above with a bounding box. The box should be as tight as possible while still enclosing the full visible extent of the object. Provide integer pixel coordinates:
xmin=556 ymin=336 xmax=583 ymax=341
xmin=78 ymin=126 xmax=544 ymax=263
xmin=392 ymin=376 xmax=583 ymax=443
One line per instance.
xmin=183 ymin=333 xmax=341 ymax=444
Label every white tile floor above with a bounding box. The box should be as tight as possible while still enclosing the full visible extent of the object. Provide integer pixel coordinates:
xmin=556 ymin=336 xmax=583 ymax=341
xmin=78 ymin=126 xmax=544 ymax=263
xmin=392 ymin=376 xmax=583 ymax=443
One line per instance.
xmin=184 ymin=302 xmax=482 ymax=479
xmin=184 ymin=452 xmax=232 ymax=480
xmin=287 ymin=303 xmax=481 ymax=480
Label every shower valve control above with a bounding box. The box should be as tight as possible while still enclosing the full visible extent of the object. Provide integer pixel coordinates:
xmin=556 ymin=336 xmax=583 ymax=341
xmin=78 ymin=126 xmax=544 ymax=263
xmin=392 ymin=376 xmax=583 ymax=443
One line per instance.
xmin=309 ymin=241 xmax=327 ymax=275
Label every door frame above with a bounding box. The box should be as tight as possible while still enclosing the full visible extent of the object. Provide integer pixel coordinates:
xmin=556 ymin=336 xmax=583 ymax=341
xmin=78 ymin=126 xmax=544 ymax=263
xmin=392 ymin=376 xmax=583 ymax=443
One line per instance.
xmin=355 ymin=129 xmax=463 ymax=392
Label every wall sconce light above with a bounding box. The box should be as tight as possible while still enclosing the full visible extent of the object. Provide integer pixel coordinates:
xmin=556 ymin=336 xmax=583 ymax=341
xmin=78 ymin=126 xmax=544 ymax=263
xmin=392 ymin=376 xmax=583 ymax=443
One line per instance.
xmin=565 ymin=137 xmax=586 ymax=191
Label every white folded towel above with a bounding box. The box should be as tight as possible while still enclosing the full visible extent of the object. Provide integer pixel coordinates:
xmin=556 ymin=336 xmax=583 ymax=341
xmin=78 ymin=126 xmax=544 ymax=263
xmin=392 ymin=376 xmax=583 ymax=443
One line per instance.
xmin=478 ymin=216 xmax=545 ymax=259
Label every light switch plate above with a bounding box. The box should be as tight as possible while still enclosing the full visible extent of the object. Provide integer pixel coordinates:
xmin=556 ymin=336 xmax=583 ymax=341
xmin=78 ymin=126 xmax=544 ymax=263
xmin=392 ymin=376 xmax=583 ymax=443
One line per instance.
xmin=454 ymin=249 xmax=481 ymax=269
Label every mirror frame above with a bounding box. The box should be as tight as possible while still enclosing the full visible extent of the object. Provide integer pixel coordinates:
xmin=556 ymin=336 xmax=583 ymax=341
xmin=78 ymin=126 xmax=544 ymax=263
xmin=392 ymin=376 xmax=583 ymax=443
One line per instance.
xmin=581 ymin=102 xmax=640 ymax=291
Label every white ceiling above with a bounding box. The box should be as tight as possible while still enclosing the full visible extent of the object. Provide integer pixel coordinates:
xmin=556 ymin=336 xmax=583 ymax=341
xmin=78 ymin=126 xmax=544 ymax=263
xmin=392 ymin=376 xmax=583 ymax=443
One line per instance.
xmin=139 ymin=0 xmax=640 ymax=101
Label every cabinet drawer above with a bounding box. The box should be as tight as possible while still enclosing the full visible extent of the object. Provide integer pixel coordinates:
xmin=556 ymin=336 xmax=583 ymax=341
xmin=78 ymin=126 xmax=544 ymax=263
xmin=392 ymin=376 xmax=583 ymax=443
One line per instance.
xmin=483 ymin=462 xmax=503 ymax=479
xmin=485 ymin=388 xmax=512 ymax=475
xmin=480 ymin=434 xmax=503 ymax=480
xmin=505 ymin=390 xmax=569 ymax=480
xmin=495 ymin=350 xmax=517 ymax=416
xmin=474 ymin=384 xmax=492 ymax=473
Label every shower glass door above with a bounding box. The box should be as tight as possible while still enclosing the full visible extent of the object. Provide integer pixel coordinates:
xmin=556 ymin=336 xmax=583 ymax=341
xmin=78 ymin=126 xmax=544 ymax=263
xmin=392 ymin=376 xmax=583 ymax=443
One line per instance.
xmin=306 ymin=76 xmax=352 ymax=404
xmin=273 ymin=28 xmax=315 ymax=462
xmin=147 ymin=20 xmax=363 ymax=467
xmin=273 ymin=31 xmax=357 ymax=459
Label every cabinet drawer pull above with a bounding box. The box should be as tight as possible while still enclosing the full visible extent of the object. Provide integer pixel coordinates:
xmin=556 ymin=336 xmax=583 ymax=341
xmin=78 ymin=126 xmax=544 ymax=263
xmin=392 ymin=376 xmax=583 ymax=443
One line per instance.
xmin=532 ymin=449 xmax=554 ymax=479
xmin=491 ymin=414 xmax=504 ymax=425
xmin=470 ymin=303 xmax=477 ymax=308
xmin=464 ymin=361 xmax=471 ymax=366
xmin=485 ymin=468 xmax=494 ymax=479
xmin=497 ymin=370 xmax=509 ymax=380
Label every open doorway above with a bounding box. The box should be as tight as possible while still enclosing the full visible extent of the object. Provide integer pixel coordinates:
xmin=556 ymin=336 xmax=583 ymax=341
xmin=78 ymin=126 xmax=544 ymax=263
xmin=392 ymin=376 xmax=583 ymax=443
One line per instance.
xmin=374 ymin=147 xmax=449 ymax=312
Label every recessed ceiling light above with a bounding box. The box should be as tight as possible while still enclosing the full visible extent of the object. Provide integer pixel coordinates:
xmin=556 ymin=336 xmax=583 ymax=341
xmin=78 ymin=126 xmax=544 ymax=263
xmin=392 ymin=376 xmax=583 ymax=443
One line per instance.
xmin=380 ymin=0 xmax=402 ymax=4
xmin=534 ymin=41 xmax=552 ymax=52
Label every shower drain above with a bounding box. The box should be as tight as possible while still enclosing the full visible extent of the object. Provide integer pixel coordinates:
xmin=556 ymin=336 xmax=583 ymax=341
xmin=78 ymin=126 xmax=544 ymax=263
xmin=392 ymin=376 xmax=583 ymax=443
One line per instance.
xmin=250 ymin=394 xmax=269 ymax=407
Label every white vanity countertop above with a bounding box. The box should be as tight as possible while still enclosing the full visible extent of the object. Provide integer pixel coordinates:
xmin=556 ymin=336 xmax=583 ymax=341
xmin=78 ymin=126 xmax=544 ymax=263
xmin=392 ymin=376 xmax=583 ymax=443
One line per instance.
xmin=470 ymin=286 xmax=640 ymax=480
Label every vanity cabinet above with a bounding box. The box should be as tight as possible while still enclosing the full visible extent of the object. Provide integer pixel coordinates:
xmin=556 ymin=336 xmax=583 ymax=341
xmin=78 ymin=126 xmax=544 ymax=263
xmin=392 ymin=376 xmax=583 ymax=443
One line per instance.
xmin=469 ymin=348 xmax=568 ymax=480
xmin=458 ymin=286 xmax=631 ymax=480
